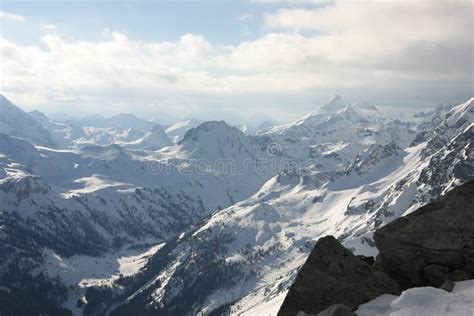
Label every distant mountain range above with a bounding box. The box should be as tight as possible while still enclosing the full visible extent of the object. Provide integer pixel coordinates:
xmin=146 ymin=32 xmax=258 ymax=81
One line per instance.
xmin=0 ymin=94 xmax=472 ymax=315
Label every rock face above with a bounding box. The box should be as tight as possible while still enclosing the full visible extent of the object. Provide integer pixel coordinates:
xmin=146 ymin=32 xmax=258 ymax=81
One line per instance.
xmin=374 ymin=180 xmax=474 ymax=289
xmin=278 ymin=236 xmax=400 ymax=316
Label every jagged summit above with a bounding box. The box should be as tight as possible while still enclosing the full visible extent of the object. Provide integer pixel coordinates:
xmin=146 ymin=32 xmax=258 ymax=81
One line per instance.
xmin=132 ymin=124 xmax=172 ymax=149
xmin=180 ymin=120 xmax=244 ymax=144
xmin=314 ymin=94 xmax=346 ymax=111
xmin=445 ymin=97 xmax=473 ymax=127
xmin=263 ymin=96 xmax=381 ymax=136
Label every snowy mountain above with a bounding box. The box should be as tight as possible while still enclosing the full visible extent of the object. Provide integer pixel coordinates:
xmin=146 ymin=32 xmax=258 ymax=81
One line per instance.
xmin=107 ymin=98 xmax=473 ymax=316
xmin=165 ymin=119 xmax=204 ymax=143
xmin=76 ymin=113 xmax=156 ymax=134
xmin=28 ymin=109 xmax=89 ymax=147
xmin=27 ymin=105 xmax=173 ymax=150
xmin=118 ymin=125 xmax=172 ymax=150
xmin=0 ymin=119 xmax=285 ymax=314
xmin=257 ymin=96 xmax=417 ymax=172
xmin=177 ymin=121 xmax=256 ymax=160
xmin=0 ymin=95 xmax=56 ymax=147
xmin=0 ymin=95 xmax=472 ymax=315
xmin=236 ymin=121 xmax=274 ymax=136
xmin=253 ymin=120 xmax=274 ymax=134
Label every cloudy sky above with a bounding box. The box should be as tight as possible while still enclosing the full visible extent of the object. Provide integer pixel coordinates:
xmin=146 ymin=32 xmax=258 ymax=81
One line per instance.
xmin=1 ymin=0 xmax=473 ymax=124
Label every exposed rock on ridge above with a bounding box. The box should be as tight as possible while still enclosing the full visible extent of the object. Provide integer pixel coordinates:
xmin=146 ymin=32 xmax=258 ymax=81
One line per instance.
xmin=279 ymin=180 xmax=474 ymax=315
xmin=374 ymin=180 xmax=474 ymax=289
xmin=278 ymin=236 xmax=400 ymax=315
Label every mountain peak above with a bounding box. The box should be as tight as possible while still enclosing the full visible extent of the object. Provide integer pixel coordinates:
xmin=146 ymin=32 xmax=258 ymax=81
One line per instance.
xmin=139 ymin=124 xmax=172 ymax=149
xmin=311 ymin=95 xmax=347 ymax=116
xmin=28 ymin=110 xmax=51 ymax=125
xmin=177 ymin=120 xmax=253 ymax=161
xmin=0 ymin=95 xmax=56 ymax=147
xmin=113 ymin=113 xmax=140 ymax=120
xmin=445 ymin=97 xmax=473 ymax=127
xmin=180 ymin=120 xmax=242 ymax=144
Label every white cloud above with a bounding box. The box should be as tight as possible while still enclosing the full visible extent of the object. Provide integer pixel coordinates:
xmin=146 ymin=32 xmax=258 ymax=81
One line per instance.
xmin=0 ymin=10 xmax=25 ymax=23
xmin=1 ymin=0 xmax=472 ymax=122
xmin=264 ymin=0 xmax=472 ymax=61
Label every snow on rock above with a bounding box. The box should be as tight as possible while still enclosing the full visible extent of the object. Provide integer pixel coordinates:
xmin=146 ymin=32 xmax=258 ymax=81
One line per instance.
xmin=356 ymin=280 xmax=474 ymax=316
xmin=165 ymin=119 xmax=204 ymax=143
xmin=118 ymin=125 xmax=172 ymax=150
xmin=257 ymin=96 xmax=416 ymax=172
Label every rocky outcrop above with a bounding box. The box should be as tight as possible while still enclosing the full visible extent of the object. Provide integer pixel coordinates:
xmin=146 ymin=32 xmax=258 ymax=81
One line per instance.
xmin=279 ymin=181 xmax=474 ymax=315
xmin=374 ymin=180 xmax=474 ymax=289
xmin=278 ymin=236 xmax=400 ymax=316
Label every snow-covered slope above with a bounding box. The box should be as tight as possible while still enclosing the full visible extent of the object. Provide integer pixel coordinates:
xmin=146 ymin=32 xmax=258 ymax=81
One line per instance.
xmin=0 ymin=120 xmax=287 ymax=313
xmin=356 ymin=279 xmax=474 ymax=316
xmin=119 ymin=125 xmax=172 ymax=150
xmin=158 ymin=121 xmax=292 ymax=204
xmin=28 ymin=109 xmax=89 ymax=147
xmin=109 ymin=98 xmax=473 ymax=316
xmin=165 ymin=119 xmax=204 ymax=143
xmin=0 ymin=95 xmax=56 ymax=147
xmin=177 ymin=121 xmax=257 ymax=160
xmin=253 ymin=120 xmax=274 ymax=135
xmin=1 ymin=95 xmax=472 ymax=315
xmin=257 ymin=96 xmax=417 ymax=172
xmin=0 ymin=124 xmax=261 ymax=311
xmin=236 ymin=121 xmax=274 ymax=136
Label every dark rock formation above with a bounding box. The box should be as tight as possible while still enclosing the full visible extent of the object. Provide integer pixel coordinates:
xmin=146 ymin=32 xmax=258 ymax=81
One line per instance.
xmin=278 ymin=236 xmax=400 ymax=316
xmin=279 ymin=181 xmax=474 ymax=315
xmin=374 ymin=180 xmax=474 ymax=289
xmin=356 ymin=255 xmax=375 ymax=266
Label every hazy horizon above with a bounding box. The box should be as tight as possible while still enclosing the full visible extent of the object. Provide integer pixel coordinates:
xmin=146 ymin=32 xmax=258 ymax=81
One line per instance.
xmin=2 ymin=93 xmax=462 ymax=127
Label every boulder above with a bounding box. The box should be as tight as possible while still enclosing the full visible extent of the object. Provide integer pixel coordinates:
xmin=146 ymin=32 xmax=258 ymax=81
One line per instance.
xmin=278 ymin=236 xmax=400 ymax=316
xmin=374 ymin=180 xmax=474 ymax=289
